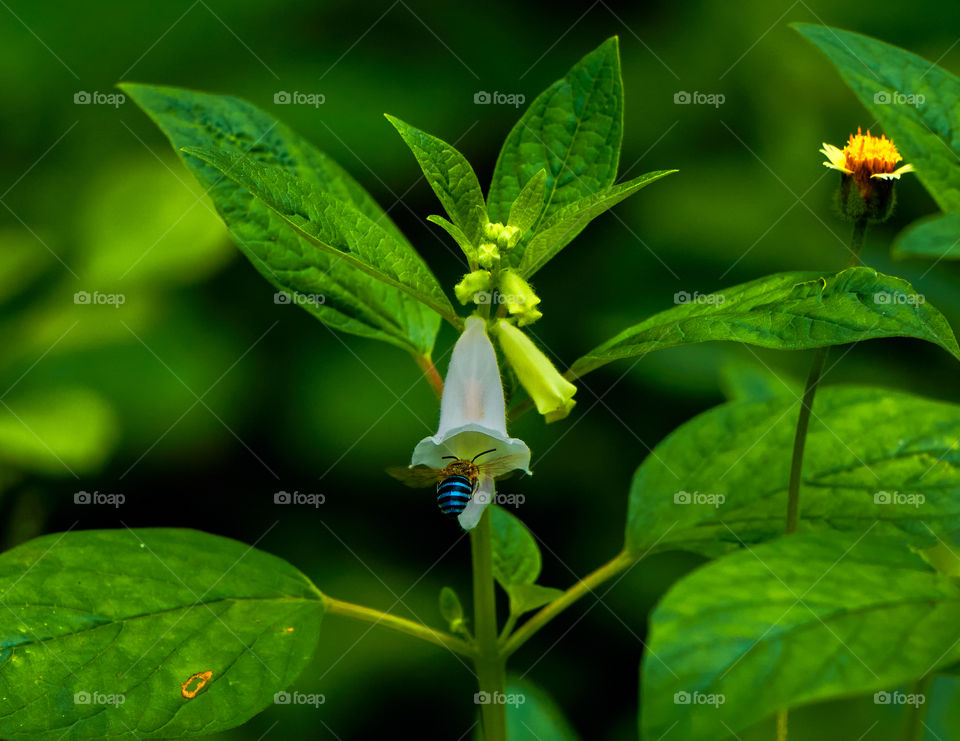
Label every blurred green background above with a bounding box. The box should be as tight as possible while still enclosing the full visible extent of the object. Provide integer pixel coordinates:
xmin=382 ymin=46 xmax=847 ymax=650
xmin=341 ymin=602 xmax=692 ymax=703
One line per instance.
xmin=2 ymin=0 xmax=960 ymax=738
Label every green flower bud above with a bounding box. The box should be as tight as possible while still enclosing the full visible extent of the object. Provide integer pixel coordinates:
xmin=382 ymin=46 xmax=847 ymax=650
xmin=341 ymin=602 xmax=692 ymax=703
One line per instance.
xmin=498 ymin=225 xmax=522 ymax=250
xmin=483 ymin=222 xmax=505 ymax=241
xmin=477 ymin=242 xmax=501 ymax=269
xmin=517 ymin=308 xmax=542 ymax=326
xmin=499 ymin=270 xmax=542 ymax=326
xmin=454 ymin=270 xmax=493 ymax=305
xmin=494 ymin=319 xmax=576 ymax=423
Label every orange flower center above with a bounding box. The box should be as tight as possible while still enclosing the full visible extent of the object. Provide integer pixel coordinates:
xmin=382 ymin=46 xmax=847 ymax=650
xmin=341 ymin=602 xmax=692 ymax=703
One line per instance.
xmin=842 ymin=126 xmax=903 ymax=179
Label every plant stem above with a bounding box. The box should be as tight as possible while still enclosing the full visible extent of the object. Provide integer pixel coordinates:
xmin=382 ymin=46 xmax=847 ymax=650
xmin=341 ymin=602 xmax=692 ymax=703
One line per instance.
xmin=414 ymin=353 xmax=444 ymax=400
xmin=776 ymin=709 xmax=788 ymax=741
xmin=785 ymin=218 xmax=867 ymax=535
xmin=900 ymin=675 xmax=933 ymax=741
xmin=471 ymin=509 xmax=507 ymax=741
xmin=502 ymin=550 xmax=634 ymax=657
xmin=780 ymin=218 xmax=868 ymax=739
xmin=508 ymin=396 xmax=534 ymax=422
xmin=498 ymin=613 xmax=519 ymax=643
xmin=323 ymin=596 xmax=474 ymax=656
xmin=784 ymin=346 xmax=829 ymax=534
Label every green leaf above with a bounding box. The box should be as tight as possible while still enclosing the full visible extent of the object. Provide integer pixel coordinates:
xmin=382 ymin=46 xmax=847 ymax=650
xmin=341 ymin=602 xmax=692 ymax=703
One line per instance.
xmin=641 ymin=532 xmax=960 ymax=741
xmin=491 ymin=505 xmax=541 ymax=586
xmin=122 ymin=83 xmax=441 ymax=356
xmin=439 ymin=586 xmax=468 ymax=635
xmin=570 ymin=267 xmax=960 ymax=379
xmin=894 ymin=212 xmax=960 ymax=260
xmin=427 ymin=214 xmax=477 ymax=264
xmin=489 ymin=506 xmax=561 ymax=617
xmin=506 ymin=583 xmax=565 ymax=615
xmin=717 ymin=359 xmax=797 ymax=402
xmin=0 ymin=388 xmax=118 ymax=476
xmin=794 ymin=24 xmax=960 ymax=212
xmin=505 ymin=676 xmax=582 ymax=741
xmin=507 ymin=169 xmax=547 ymax=234
xmin=626 ymin=386 xmax=960 ymax=556
xmin=487 ymin=38 xmax=624 ymax=229
xmin=517 ymin=170 xmax=675 ymax=277
xmin=182 ymin=145 xmax=457 ymax=325
xmin=0 ymin=528 xmax=323 ymax=740
xmin=386 ymin=114 xmax=487 ymax=245
xmin=920 ymin=539 xmax=960 ymax=578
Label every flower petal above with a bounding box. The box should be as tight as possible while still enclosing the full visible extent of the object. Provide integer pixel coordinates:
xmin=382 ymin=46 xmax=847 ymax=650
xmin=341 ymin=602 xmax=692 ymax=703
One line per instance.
xmin=870 ymin=163 xmax=915 ymax=180
xmin=495 ymin=320 xmax=577 ymax=423
xmin=411 ymin=425 xmax=531 ymax=471
xmin=458 ymin=472 xmax=494 ymax=531
xmin=820 ymin=143 xmax=845 ymax=166
xmin=437 ymin=316 xmax=508 ymax=438
xmin=411 ymin=315 xmax=532 ymax=474
xmin=822 ymin=161 xmax=853 ymax=174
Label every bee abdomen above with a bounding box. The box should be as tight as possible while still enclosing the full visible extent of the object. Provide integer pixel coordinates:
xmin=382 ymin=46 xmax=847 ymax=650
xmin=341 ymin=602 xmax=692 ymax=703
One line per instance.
xmin=436 ymin=475 xmax=473 ymax=516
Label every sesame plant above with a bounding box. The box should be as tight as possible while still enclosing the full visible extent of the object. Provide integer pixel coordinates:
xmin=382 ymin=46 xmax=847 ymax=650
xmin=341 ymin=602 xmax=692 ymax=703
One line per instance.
xmin=3 ymin=25 xmax=960 ymax=741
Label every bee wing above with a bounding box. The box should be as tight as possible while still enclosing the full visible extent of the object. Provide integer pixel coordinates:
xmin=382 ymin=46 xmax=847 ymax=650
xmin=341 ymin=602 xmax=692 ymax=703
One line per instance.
xmin=477 ymin=454 xmax=529 ymax=480
xmin=386 ymin=464 xmax=443 ymax=488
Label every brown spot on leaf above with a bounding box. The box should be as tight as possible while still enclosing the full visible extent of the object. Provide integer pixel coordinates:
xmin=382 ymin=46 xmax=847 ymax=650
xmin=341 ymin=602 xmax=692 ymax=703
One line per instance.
xmin=181 ymin=670 xmax=213 ymax=699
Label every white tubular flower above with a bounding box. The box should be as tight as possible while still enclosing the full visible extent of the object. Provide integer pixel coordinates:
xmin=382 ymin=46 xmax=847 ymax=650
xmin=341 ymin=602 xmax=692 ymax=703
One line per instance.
xmin=412 ymin=316 xmax=531 ymax=530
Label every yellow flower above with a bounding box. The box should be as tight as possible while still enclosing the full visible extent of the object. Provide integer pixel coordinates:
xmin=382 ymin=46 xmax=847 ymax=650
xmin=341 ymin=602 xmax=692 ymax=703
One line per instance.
xmin=820 ymin=127 xmax=914 ymax=198
xmin=499 ymin=270 xmax=542 ymax=326
xmin=494 ymin=319 xmax=576 ymax=423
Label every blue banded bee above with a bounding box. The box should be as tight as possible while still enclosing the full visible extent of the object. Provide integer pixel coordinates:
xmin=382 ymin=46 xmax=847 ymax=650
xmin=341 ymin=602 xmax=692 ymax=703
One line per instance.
xmin=388 ymin=449 xmax=524 ymax=517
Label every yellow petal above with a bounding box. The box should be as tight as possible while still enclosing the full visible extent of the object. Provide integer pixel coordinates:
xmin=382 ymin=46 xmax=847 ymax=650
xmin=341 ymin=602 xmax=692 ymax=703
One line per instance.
xmin=819 ymin=143 xmax=846 ymax=168
xmin=494 ymin=320 xmax=576 ymax=423
xmin=870 ymin=163 xmax=914 ymax=180
xmin=822 ymin=160 xmax=853 ymax=174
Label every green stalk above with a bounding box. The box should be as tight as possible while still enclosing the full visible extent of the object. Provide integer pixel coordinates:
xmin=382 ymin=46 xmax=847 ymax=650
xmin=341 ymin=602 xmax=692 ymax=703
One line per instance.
xmin=784 ymin=346 xmax=829 ymax=534
xmin=785 ymin=218 xmax=867 ymax=535
xmin=471 ymin=509 xmax=507 ymax=740
xmin=780 ymin=218 xmax=868 ymax=739
xmin=776 ymin=709 xmax=788 ymax=741
xmin=502 ymin=550 xmax=634 ymax=657
xmin=900 ymin=675 xmax=933 ymax=741
xmin=323 ymin=596 xmax=474 ymax=656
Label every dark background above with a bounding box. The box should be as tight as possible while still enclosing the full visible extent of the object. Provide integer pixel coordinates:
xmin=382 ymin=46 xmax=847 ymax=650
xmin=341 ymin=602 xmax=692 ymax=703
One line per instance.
xmin=2 ymin=0 xmax=960 ymax=738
